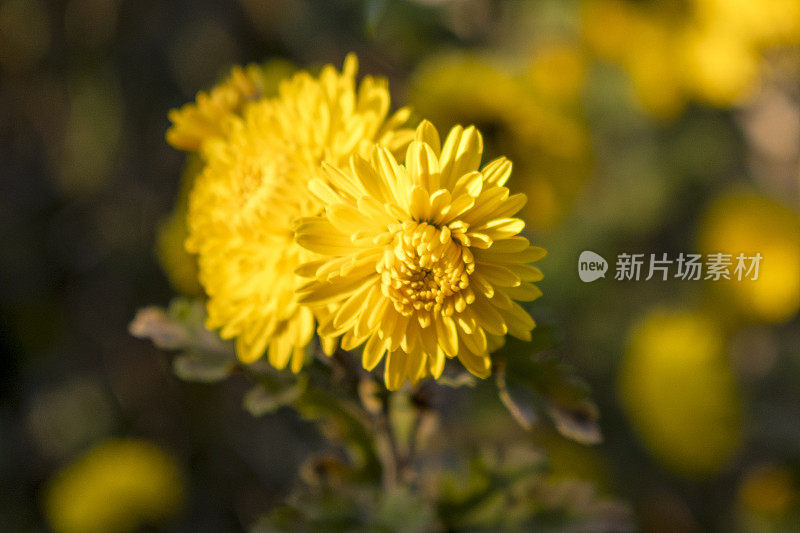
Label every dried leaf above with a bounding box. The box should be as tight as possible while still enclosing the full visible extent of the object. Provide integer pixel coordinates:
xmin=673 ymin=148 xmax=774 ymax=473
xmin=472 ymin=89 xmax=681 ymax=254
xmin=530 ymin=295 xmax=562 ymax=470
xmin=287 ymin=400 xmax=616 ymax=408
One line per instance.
xmin=548 ymin=401 xmax=602 ymax=445
xmin=129 ymin=306 xmax=191 ymax=350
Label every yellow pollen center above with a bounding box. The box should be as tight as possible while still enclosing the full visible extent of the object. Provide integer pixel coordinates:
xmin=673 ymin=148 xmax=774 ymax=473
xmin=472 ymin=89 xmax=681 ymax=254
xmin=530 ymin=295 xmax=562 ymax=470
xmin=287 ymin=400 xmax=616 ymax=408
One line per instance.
xmin=379 ymin=221 xmax=474 ymax=316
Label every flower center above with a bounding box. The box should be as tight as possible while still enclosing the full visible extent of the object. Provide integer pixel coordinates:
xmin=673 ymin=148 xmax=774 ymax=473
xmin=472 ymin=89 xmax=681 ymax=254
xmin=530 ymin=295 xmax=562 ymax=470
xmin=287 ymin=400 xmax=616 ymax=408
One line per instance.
xmin=379 ymin=221 xmax=474 ymax=316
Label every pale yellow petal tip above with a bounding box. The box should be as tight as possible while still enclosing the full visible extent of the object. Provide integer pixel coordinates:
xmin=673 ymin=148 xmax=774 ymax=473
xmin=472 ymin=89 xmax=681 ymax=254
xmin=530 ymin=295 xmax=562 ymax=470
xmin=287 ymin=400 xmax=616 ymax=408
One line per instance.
xmin=234 ymin=335 xmax=268 ymax=365
xmin=320 ymin=335 xmax=339 ymax=357
xmin=463 ymin=124 xmax=484 ymax=150
xmin=343 ymin=53 xmax=359 ymax=78
xmin=290 ymin=347 xmax=306 ymax=374
xmin=235 ymin=347 xmax=261 ymax=365
xmin=414 ymin=120 xmax=442 ymax=154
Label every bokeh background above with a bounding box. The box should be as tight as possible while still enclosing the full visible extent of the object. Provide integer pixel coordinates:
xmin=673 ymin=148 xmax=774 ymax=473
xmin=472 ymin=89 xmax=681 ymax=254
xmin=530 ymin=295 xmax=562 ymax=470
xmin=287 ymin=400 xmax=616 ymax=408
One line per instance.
xmin=2 ymin=0 xmax=800 ymax=531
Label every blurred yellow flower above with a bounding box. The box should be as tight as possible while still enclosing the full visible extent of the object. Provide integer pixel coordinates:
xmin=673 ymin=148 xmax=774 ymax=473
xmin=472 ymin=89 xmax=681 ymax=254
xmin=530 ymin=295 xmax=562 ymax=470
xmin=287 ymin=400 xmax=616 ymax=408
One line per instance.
xmin=619 ymin=308 xmax=742 ymax=477
xmin=161 ymin=61 xmax=294 ymax=295
xmin=693 ymin=0 xmax=800 ymax=48
xmin=582 ymin=0 xmax=800 ymax=116
xmin=185 ymin=54 xmax=413 ymax=369
xmin=156 ymin=155 xmax=204 ymax=296
xmin=527 ymin=44 xmax=588 ymax=105
xmin=738 ymin=463 xmax=797 ymax=519
xmin=679 ymin=24 xmax=762 ymax=107
xmin=295 ymin=121 xmax=545 ymax=390
xmin=166 ymin=59 xmax=295 ymax=151
xmin=44 ymin=439 xmax=183 ymax=533
xmin=408 ymin=50 xmax=591 ymax=229
xmin=582 ymin=0 xmax=685 ymax=118
xmin=698 ymin=191 xmax=800 ymax=323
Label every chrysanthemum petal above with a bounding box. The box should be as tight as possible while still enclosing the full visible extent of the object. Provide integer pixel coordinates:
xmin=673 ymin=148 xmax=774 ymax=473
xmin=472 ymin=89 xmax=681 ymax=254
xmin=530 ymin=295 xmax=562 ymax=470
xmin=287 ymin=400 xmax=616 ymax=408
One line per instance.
xmin=374 ymin=146 xmax=407 ymax=207
xmin=501 ymin=282 xmax=543 ymax=302
xmin=471 ymin=295 xmax=508 ymax=336
xmin=457 ymin=349 xmax=491 ymax=378
xmin=309 ymin=177 xmax=345 ymax=206
xmin=414 ymin=119 xmax=441 ymax=155
xmin=321 ymin=161 xmax=364 ymax=200
xmin=428 ymin=348 xmax=446 ymax=378
xmin=406 ymin=141 xmax=440 ymax=192
xmin=362 ymin=332 xmax=387 ymax=370
xmin=328 ymin=203 xmax=372 ymax=234
xmin=501 ymin=300 xmax=535 ymax=336
xmin=297 ymin=273 xmax=378 ymax=306
xmin=333 ymin=279 xmax=378 ymax=330
xmin=434 ymin=315 xmax=458 ymax=356
xmin=474 ymin=245 xmax=547 ymax=264
xmin=459 ymin=324 xmax=488 ymax=354
xmin=268 ymin=333 xmax=293 ymax=370
xmin=451 ymin=171 xmax=483 ymax=198
xmin=473 ymin=217 xmax=526 ymax=240
xmin=290 ymin=345 xmax=306 ymax=373
xmin=481 ymin=157 xmax=513 ymax=186
xmin=410 ymin=186 xmax=431 ymax=221
xmin=508 ymin=264 xmax=545 ymax=282
xmin=385 ymin=350 xmax=408 ymax=390
xmin=295 ymin=217 xmax=363 ymax=256
xmin=348 ymin=153 xmax=392 ymax=203
xmin=440 ymin=125 xmax=483 ymax=188
xmin=295 ymin=259 xmax=327 ymax=278
xmin=406 ymin=349 xmax=427 ymax=384
xmin=475 ymin=263 xmax=521 ymax=287
xmin=341 ymin=328 xmax=370 ymax=351
xmin=440 ymin=194 xmax=475 ymax=223
xmin=486 ymin=193 xmax=528 ymax=221
xmin=461 ymin=186 xmax=509 ymax=225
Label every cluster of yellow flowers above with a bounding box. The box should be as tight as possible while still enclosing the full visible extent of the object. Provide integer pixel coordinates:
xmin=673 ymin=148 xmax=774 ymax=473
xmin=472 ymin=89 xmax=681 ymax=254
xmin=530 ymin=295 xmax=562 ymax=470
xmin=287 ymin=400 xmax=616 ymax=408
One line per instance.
xmin=166 ymin=55 xmax=545 ymax=389
xmin=618 ymin=190 xmax=800 ymax=477
xmin=583 ymin=0 xmax=800 ymax=117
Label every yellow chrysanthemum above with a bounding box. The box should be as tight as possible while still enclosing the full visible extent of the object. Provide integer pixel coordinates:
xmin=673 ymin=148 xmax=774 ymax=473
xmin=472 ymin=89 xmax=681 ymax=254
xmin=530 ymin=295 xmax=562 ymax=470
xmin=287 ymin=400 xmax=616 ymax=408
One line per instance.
xmin=582 ymin=0 xmax=800 ymax=116
xmin=295 ymin=121 xmax=545 ymax=390
xmin=45 ymin=439 xmax=183 ymax=533
xmin=185 ymin=55 xmax=413 ymax=370
xmin=166 ymin=59 xmax=295 ymax=151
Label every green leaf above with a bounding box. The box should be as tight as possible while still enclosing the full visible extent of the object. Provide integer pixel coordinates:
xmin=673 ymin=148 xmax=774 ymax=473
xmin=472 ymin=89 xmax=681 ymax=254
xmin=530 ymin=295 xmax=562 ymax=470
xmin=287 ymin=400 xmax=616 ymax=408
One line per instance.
xmin=375 ymin=486 xmax=434 ymax=533
xmin=243 ymin=378 xmax=306 ymax=417
xmin=172 ymin=351 xmax=235 ymax=383
xmin=131 ymin=297 xmax=236 ymax=383
xmin=293 ymin=385 xmax=382 ymax=481
xmin=496 ymin=372 xmax=540 ymax=430
xmin=494 ymin=336 xmax=602 ymax=444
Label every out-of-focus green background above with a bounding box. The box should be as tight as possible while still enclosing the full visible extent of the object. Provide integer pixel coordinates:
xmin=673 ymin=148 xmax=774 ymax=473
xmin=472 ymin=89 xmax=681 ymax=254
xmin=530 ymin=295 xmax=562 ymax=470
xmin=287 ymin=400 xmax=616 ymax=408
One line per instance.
xmin=2 ymin=0 xmax=799 ymax=531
